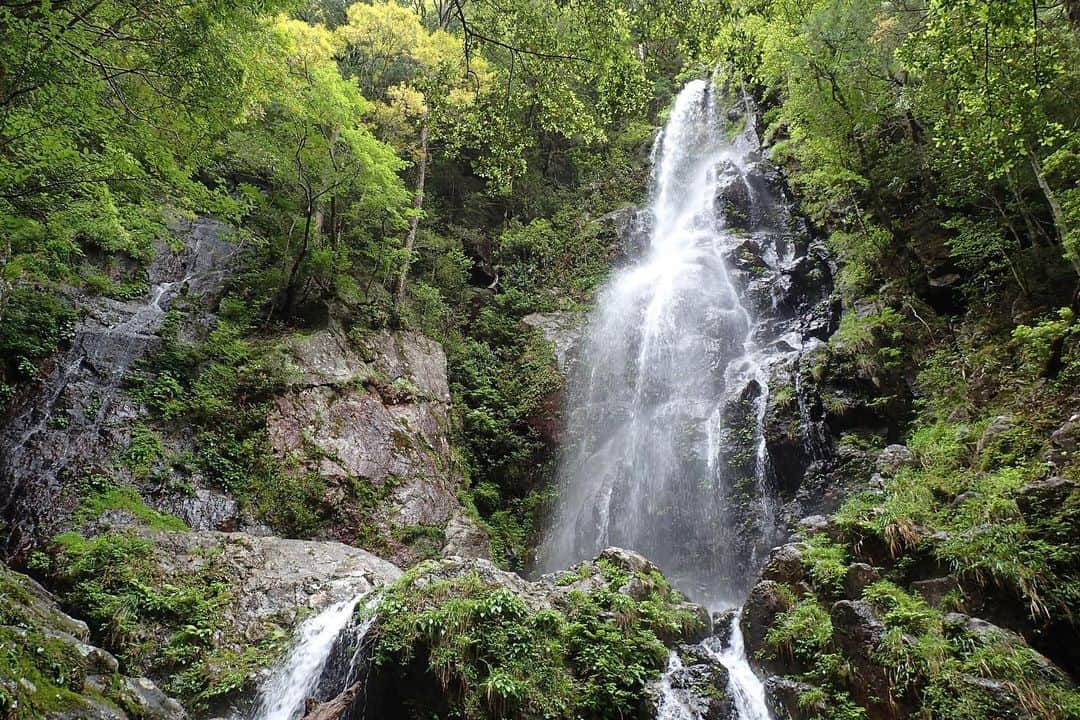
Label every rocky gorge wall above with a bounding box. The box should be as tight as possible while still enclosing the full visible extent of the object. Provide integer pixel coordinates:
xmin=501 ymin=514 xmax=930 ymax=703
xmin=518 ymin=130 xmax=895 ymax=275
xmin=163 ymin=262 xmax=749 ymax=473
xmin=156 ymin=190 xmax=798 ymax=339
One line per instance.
xmin=2 ymin=88 xmax=1077 ymax=720
xmin=0 ymin=216 xmax=490 ymax=717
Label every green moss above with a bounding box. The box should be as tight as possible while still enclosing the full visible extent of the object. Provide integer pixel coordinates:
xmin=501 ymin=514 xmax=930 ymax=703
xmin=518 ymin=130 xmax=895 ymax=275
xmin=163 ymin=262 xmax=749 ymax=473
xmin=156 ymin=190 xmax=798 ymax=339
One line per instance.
xmin=46 ymin=531 xmax=284 ymax=711
xmin=371 ymin=562 xmax=700 ymax=719
xmin=0 ymin=626 xmax=101 ymax=719
xmin=802 ymin=537 xmax=849 ymax=597
xmin=120 ymin=423 xmax=167 ymax=480
xmin=74 ymin=486 xmax=188 ymax=531
xmin=765 ymin=596 xmax=832 ymax=666
xmin=392 ymin=524 xmax=446 ymax=561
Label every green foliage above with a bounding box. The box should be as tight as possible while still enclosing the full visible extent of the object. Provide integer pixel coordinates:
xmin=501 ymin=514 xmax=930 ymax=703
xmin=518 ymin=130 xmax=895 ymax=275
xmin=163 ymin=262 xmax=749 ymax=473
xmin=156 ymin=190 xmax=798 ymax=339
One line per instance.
xmin=1012 ymin=308 xmax=1079 ymax=371
xmin=227 ymin=15 xmax=410 ymax=316
xmin=74 ymin=486 xmax=188 ymax=532
xmin=801 ymin=538 xmax=849 ymax=597
xmin=132 ymin=307 xmax=329 ymax=537
xmin=372 ymin=561 xmax=699 ymax=719
xmin=766 ymin=596 xmax=832 ymax=665
xmin=0 ymin=0 xmax=289 ymax=401
xmin=48 ymin=532 xmax=285 ymax=710
xmin=832 ymin=303 xmax=906 ymax=384
xmin=0 ymin=286 xmax=77 ymax=406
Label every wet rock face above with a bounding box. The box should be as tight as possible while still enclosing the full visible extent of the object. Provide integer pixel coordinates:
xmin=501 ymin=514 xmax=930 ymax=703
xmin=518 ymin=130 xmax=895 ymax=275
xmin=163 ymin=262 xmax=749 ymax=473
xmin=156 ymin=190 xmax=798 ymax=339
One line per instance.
xmin=740 ymin=580 xmax=794 ymax=676
xmin=0 ymin=218 xmax=238 ymax=558
xmin=765 ymin=677 xmax=827 ymax=720
xmin=267 ymin=329 xmax=487 ymax=565
xmin=0 ymin=561 xmax=186 ymax=720
xmin=521 ymin=312 xmax=586 ymax=375
xmin=597 ymin=205 xmax=651 ymax=263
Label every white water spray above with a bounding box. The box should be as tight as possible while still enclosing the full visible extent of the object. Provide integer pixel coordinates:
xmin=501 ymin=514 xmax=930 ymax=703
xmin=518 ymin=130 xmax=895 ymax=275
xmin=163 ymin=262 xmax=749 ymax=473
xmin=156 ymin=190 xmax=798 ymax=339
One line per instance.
xmin=251 ymin=595 xmax=371 ymax=720
xmin=709 ymin=616 xmax=771 ymax=720
xmin=656 ymin=615 xmax=771 ymax=720
xmin=542 ymin=77 xmax=788 ymax=603
xmin=541 ymin=76 xmax=813 ymax=719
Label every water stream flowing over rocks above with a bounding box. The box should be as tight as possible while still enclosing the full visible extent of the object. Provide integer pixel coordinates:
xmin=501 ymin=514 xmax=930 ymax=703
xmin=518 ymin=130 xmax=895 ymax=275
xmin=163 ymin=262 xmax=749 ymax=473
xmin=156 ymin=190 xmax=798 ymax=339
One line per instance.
xmin=541 ymin=77 xmax=831 ymax=601
xmin=541 ymin=77 xmax=836 ymax=720
xmin=0 ymin=218 xmax=238 ymax=555
xmin=249 ymin=595 xmax=379 ymax=720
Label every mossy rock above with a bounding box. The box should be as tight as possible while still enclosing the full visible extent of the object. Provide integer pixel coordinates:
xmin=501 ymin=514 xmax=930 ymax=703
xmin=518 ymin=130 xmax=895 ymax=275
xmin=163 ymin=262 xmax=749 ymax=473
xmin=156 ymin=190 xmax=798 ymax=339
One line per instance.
xmin=365 ymin=549 xmax=708 ymax=720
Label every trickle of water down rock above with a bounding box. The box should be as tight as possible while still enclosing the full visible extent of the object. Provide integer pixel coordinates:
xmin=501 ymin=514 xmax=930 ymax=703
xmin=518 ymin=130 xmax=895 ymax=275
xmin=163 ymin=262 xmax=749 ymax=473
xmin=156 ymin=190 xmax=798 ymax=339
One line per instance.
xmin=542 ymin=77 xmax=829 ymax=719
xmin=0 ymin=218 xmax=238 ymax=557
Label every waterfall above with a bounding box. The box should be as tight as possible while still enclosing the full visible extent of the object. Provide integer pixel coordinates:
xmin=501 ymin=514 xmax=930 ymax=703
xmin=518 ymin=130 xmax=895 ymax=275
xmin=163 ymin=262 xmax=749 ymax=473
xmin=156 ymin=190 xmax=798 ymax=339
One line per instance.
xmin=251 ymin=594 xmax=377 ymax=720
xmin=542 ymin=77 xmax=794 ymax=601
xmin=656 ymin=615 xmax=771 ymax=720
xmin=705 ymin=617 xmax=771 ymax=720
xmin=541 ymin=76 xmax=812 ymax=719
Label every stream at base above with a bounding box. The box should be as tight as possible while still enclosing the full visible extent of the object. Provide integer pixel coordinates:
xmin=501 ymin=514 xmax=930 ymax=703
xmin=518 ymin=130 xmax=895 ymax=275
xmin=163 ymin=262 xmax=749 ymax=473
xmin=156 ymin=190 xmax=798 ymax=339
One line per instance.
xmin=250 ymin=594 xmax=378 ymax=720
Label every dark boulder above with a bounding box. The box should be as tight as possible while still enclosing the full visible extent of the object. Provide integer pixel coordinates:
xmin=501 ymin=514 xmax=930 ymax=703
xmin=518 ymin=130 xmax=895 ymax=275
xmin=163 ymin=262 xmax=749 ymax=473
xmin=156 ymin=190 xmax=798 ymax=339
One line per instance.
xmin=741 ymin=581 xmax=794 ymax=674
xmin=1016 ymin=476 xmax=1077 ymax=518
xmin=910 ymin=576 xmax=960 ymax=608
xmin=875 ymin=444 xmax=916 ymax=477
xmin=765 ymin=677 xmax=828 ymax=720
xmin=843 ymin=563 xmax=880 ymax=600
xmin=761 ymin=543 xmax=807 ymax=587
xmin=1042 ymin=416 xmax=1080 ymax=469
xmin=830 ymin=600 xmax=911 ymax=719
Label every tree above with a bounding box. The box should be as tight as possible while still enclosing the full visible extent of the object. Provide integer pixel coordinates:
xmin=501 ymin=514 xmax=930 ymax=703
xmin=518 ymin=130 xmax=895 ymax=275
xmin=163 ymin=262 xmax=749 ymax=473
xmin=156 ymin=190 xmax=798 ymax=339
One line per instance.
xmin=900 ymin=0 xmax=1080 ymax=275
xmin=0 ymin=0 xmax=285 ymax=397
xmin=228 ymin=16 xmax=409 ymax=316
xmin=338 ymin=1 xmax=492 ymax=308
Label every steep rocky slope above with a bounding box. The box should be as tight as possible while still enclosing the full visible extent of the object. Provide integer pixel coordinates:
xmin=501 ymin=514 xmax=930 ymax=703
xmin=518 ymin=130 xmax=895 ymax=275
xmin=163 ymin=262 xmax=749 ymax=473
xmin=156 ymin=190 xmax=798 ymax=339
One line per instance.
xmin=0 ymin=560 xmax=186 ymax=720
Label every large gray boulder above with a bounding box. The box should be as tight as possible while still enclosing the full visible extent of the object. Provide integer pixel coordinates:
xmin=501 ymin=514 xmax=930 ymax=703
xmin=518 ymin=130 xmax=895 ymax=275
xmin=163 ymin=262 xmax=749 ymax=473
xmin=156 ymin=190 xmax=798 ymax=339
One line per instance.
xmin=522 ymin=311 xmax=586 ymax=374
xmin=150 ymin=530 xmax=402 ymax=632
xmin=267 ymin=329 xmax=487 ymax=564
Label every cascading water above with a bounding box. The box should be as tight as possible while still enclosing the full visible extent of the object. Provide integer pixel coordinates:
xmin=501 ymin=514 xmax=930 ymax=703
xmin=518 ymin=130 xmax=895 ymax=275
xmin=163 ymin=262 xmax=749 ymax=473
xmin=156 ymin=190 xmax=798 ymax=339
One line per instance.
xmin=703 ymin=617 xmax=771 ymax=720
xmin=542 ymin=77 xmax=786 ymax=598
xmin=250 ymin=594 xmax=379 ymax=720
xmin=0 ymin=218 xmax=237 ymax=555
xmin=656 ymin=616 xmax=770 ymax=720
xmin=540 ymin=76 xmax=823 ymax=719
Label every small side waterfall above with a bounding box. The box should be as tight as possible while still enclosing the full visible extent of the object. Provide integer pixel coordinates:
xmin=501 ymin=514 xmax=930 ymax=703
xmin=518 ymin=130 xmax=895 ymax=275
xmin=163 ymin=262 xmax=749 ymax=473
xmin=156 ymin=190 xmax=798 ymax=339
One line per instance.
xmin=705 ymin=617 xmax=770 ymax=720
xmin=0 ymin=218 xmax=237 ymax=555
xmin=251 ymin=595 xmax=378 ymax=720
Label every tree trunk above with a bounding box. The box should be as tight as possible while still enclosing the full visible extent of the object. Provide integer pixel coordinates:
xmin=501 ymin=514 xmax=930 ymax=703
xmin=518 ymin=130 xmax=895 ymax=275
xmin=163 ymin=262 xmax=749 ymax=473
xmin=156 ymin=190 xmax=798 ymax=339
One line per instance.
xmin=300 ymin=682 xmax=362 ymax=720
xmin=284 ymin=201 xmax=315 ymax=313
xmin=1028 ymin=147 xmax=1080 ymax=276
xmin=395 ymin=119 xmax=429 ymax=307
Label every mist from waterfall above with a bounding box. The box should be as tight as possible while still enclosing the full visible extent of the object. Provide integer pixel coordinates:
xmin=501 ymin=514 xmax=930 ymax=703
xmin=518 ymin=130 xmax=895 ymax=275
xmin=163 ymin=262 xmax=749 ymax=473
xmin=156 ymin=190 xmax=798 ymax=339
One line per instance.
xmin=541 ymin=78 xmax=785 ymax=606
